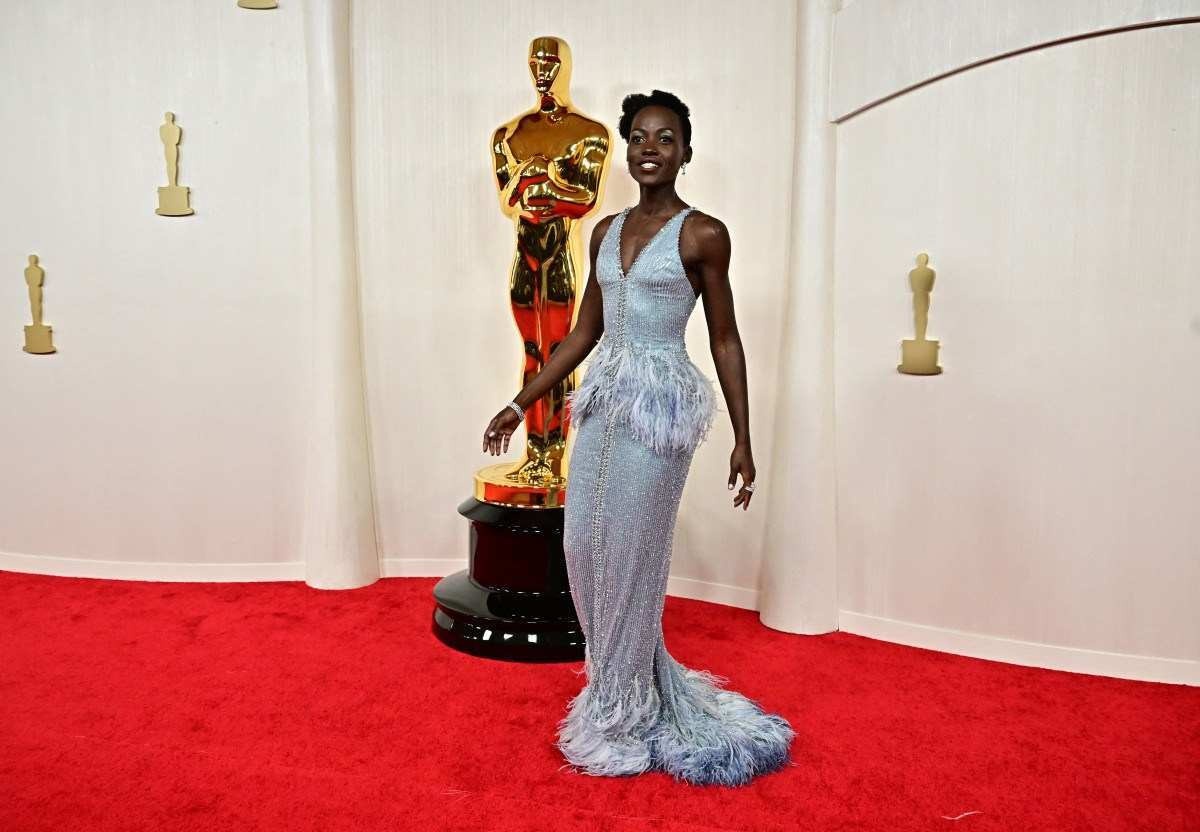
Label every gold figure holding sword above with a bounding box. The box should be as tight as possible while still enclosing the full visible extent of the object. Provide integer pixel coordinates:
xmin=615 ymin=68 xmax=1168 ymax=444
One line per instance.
xmin=473 ymin=35 xmax=612 ymax=506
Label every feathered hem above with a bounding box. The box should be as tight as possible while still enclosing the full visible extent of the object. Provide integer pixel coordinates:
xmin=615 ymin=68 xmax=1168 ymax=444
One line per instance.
xmin=555 ymin=650 xmax=795 ymax=786
xmin=566 ymin=340 xmax=717 ymax=456
xmin=646 ymin=653 xmax=795 ymax=786
xmin=555 ymin=669 xmax=662 ymax=777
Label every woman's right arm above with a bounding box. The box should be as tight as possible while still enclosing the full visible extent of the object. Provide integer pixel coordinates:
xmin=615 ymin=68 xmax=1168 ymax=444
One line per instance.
xmin=482 ymin=215 xmax=613 ymax=455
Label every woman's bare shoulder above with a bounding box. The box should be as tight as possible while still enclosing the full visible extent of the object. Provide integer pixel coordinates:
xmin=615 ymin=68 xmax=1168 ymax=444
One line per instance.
xmin=593 ymin=211 xmax=621 ymax=232
xmin=587 ymin=212 xmax=620 ymax=253
xmin=682 ymin=208 xmax=731 ymax=252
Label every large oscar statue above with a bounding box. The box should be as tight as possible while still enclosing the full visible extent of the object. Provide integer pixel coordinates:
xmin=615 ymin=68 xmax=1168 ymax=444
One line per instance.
xmin=433 ymin=36 xmax=610 ymax=661
xmin=476 ymin=35 xmax=610 ymax=507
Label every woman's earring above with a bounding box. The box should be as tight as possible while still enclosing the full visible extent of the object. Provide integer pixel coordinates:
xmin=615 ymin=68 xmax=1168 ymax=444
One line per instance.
xmin=681 ymin=162 xmax=688 ymax=175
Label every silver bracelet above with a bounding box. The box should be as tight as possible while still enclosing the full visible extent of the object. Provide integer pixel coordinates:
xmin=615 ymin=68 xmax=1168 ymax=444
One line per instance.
xmin=505 ymin=400 xmax=525 ymax=421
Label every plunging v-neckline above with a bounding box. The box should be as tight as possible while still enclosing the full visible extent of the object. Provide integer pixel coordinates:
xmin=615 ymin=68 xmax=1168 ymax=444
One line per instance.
xmin=617 ymin=205 xmax=689 ymax=278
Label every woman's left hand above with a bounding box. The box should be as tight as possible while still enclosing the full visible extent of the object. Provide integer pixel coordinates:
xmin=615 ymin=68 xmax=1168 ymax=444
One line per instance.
xmin=727 ymin=443 xmax=756 ymax=511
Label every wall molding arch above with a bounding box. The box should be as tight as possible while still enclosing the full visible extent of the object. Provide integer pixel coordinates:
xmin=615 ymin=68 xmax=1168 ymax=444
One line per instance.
xmin=831 ymin=0 xmax=1200 ymax=120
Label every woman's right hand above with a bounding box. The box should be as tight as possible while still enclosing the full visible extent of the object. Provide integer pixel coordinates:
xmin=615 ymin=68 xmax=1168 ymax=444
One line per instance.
xmin=482 ymin=406 xmax=522 ymax=456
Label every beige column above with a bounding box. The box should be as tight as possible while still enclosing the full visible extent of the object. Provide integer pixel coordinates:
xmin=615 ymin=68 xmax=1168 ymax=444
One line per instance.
xmin=757 ymin=0 xmax=839 ymax=634
xmin=301 ymin=0 xmax=380 ymax=588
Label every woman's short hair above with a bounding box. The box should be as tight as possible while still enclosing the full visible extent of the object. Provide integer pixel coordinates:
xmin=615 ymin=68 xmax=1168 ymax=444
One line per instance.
xmin=618 ymin=89 xmax=692 ymax=148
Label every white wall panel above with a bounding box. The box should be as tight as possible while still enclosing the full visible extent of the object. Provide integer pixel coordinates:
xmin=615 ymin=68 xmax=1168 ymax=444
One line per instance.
xmin=0 ymin=2 xmax=313 ymax=568
xmin=834 ymin=22 xmax=1200 ymax=665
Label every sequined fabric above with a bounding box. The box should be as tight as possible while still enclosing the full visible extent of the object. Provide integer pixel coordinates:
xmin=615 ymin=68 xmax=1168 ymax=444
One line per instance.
xmin=566 ymin=207 xmax=717 ymax=455
xmin=557 ymin=206 xmax=794 ymax=786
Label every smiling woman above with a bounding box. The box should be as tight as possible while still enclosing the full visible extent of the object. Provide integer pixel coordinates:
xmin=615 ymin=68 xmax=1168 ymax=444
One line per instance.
xmin=482 ymin=89 xmax=793 ymax=786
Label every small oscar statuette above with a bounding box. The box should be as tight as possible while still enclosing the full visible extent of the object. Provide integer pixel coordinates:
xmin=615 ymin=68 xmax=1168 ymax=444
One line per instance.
xmin=156 ymin=112 xmax=194 ymax=217
xmin=237 ymin=0 xmax=278 ymax=8
xmin=898 ymin=252 xmax=942 ymax=375
xmin=22 ymin=254 xmax=56 ymax=355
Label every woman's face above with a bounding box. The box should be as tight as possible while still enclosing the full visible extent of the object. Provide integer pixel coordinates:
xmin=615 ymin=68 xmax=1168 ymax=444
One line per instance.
xmin=627 ymin=105 xmax=689 ymax=185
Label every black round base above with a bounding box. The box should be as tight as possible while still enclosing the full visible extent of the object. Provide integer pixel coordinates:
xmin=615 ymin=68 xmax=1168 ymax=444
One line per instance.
xmin=431 ymin=497 xmax=585 ymax=663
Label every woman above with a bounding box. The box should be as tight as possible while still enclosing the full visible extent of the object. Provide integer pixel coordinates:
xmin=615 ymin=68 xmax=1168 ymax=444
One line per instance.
xmin=481 ymin=90 xmax=794 ymax=786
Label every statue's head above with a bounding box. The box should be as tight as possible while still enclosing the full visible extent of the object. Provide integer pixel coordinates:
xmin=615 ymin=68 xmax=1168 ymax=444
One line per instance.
xmin=28 ymin=254 xmax=38 ymax=265
xmin=916 ymin=253 xmax=929 ymax=266
xmin=164 ymin=111 xmax=175 ymax=123
xmin=528 ymin=36 xmax=571 ymax=98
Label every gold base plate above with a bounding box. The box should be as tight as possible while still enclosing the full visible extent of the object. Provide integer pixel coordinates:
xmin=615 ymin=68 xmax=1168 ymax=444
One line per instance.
xmin=474 ymin=461 xmax=566 ymax=509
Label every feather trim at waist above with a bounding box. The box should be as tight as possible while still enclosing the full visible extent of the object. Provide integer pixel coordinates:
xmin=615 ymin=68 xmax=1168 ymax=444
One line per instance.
xmin=566 ymin=339 xmax=717 ymax=455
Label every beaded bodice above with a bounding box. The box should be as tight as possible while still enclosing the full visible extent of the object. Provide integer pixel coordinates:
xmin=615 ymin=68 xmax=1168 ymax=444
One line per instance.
xmin=600 ymin=206 xmax=700 ymax=348
xmin=566 ymin=206 xmax=717 ymax=455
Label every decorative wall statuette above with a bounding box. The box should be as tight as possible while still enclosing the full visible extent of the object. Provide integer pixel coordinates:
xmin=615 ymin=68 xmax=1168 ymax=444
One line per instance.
xmin=898 ymin=252 xmax=942 ymax=375
xmin=23 ymin=254 xmax=56 ymax=355
xmin=156 ymin=112 xmax=194 ymax=217
xmin=237 ymin=0 xmax=278 ymax=8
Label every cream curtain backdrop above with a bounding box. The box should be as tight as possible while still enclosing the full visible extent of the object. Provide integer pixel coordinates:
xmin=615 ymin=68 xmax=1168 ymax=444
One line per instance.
xmin=2 ymin=1 xmax=1198 ymax=685
xmin=351 ymin=0 xmax=810 ymax=611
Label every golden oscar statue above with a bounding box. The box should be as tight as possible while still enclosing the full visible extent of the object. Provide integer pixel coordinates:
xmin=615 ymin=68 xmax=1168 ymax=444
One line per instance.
xmin=899 ymin=252 xmax=943 ymax=375
xmin=473 ymin=35 xmax=611 ymax=509
xmin=23 ymin=254 xmax=56 ymax=355
xmin=435 ymin=36 xmax=608 ymax=662
xmin=156 ymin=112 xmax=194 ymax=217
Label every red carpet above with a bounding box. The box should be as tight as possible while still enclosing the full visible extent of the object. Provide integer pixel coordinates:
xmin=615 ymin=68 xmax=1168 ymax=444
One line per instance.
xmin=0 ymin=570 xmax=1196 ymax=832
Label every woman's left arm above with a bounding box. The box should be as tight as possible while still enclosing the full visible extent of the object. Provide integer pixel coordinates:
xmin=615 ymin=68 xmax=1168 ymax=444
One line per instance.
xmin=690 ymin=214 xmax=756 ymax=511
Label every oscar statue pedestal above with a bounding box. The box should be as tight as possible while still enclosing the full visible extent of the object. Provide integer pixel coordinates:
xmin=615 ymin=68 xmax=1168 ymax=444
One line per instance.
xmin=23 ymin=324 xmax=56 ymax=355
xmin=432 ymin=491 xmax=583 ymax=662
xmin=899 ymin=338 xmax=942 ymax=375
xmin=156 ymin=185 xmax=193 ymax=217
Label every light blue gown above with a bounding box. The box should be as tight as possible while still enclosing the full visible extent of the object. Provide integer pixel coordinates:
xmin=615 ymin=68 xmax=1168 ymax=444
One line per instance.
xmin=557 ymin=205 xmax=794 ymax=786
